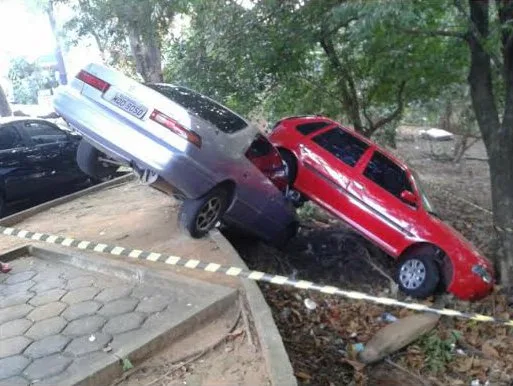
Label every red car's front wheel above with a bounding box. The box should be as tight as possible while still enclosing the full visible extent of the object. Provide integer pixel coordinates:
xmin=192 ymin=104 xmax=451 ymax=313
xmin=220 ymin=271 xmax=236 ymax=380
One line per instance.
xmin=396 ymin=255 xmax=440 ymax=298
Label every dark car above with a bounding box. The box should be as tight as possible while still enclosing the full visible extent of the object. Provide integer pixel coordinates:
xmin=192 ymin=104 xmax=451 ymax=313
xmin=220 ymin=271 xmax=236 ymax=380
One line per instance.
xmin=0 ymin=117 xmax=90 ymax=216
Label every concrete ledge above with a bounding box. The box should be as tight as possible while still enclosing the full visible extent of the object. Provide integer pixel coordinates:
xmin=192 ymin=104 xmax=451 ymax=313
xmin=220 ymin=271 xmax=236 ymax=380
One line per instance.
xmin=0 ymin=244 xmax=31 ymax=262
xmin=0 ymin=173 xmax=135 ymax=227
xmin=210 ymin=230 xmax=297 ymax=386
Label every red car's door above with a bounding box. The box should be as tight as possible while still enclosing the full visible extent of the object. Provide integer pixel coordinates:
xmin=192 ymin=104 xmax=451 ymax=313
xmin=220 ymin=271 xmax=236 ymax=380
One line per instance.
xmin=296 ymin=126 xmax=370 ymax=217
xmin=347 ymin=150 xmax=417 ymax=256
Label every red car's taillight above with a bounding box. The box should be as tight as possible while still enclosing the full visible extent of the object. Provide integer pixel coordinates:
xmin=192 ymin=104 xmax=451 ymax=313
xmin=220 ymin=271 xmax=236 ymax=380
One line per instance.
xmin=76 ymin=70 xmax=110 ymax=93
xmin=150 ymin=109 xmax=202 ymax=148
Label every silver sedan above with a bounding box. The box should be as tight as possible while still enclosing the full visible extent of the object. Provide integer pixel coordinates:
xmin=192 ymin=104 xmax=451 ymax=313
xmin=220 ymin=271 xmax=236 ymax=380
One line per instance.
xmin=53 ymin=63 xmax=298 ymax=244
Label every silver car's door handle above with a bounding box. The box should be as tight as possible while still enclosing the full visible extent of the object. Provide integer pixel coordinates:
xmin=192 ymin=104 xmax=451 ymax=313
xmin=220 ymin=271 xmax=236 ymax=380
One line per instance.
xmin=353 ymin=181 xmax=365 ymax=191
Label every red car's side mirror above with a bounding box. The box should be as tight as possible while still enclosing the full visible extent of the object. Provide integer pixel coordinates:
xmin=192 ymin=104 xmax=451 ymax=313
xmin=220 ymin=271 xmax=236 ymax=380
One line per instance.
xmin=400 ymin=190 xmax=417 ymax=206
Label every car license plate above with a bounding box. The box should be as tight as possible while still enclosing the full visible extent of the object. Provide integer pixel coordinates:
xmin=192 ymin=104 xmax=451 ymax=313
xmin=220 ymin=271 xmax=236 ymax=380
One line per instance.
xmin=108 ymin=93 xmax=147 ymax=119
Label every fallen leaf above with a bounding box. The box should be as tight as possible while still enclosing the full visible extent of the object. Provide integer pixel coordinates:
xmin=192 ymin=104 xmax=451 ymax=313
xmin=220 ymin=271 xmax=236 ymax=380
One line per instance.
xmin=295 ymin=371 xmax=312 ymax=380
xmin=482 ymin=341 xmax=499 ymax=358
xmin=228 ymin=328 xmax=244 ymax=338
xmin=453 ymin=357 xmax=473 ymax=373
xmin=341 ymin=358 xmax=366 ymax=371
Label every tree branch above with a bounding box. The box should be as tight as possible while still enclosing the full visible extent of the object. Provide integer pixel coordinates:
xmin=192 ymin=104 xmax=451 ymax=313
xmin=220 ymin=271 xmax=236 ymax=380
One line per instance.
xmin=320 ymin=34 xmax=363 ymax=131
xmin=401 ymin=28 xmax=468 ymax=40
xmin=454 ymin=0 xmax=504 ymax=71
xmin=371 ymin=81 xmax=407 ymax=131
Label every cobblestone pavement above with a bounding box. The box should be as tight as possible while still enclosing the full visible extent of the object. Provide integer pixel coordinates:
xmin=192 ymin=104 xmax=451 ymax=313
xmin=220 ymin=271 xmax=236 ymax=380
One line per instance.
xmin=0 ymin=255 xmax=231 ymax=385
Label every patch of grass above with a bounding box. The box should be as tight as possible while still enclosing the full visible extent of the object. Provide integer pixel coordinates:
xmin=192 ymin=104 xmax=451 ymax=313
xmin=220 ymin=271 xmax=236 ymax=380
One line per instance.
xmin=418 ymin=331 xmax=460 ymax=373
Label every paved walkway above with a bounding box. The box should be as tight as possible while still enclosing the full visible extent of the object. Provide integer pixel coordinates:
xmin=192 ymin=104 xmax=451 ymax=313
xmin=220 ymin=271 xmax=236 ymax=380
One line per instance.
xmin=0 ymin=252 xmax=234 ymax=386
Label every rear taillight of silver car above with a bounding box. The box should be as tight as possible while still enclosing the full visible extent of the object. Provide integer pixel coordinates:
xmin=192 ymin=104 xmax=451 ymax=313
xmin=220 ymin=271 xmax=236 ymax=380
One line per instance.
xmin=150 ymin=109 xmax=202 ymax=148
xmin=76 ymin=70 xmax=110 ymax=93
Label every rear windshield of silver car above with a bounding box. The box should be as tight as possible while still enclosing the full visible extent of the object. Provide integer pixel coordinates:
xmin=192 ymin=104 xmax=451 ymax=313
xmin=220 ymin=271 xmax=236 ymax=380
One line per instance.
xmin=147 ymin=84 xmax=247 ymax=134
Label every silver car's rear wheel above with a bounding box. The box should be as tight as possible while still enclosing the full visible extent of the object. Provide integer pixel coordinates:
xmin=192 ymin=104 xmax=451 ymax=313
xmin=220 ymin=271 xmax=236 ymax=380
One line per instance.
xmin=179 ymin=188 xmax=229 ymax=238
xmin=77 ymin=140 xmax=117 ymax=179
xmin=196 ymin=196 xmax=222 ymax=232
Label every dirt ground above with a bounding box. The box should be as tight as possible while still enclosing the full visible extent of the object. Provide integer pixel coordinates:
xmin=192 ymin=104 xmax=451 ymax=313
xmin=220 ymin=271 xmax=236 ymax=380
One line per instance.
xmin=0 ymin=182 xmax=269 ymax=386
xmin=225 ymin=126 xmax=513 ymax=386
xmin=114 ymin=304 xmax=269 ymax=386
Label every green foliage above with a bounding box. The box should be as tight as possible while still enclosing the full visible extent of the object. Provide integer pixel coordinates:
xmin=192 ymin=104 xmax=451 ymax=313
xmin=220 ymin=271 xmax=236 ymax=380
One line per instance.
xmin=7 ymin=57 xmax=57 ymax=104
xmin=418 ymin=330 xmax=460 ymax=373
xmin=161 ymin=0 xmax=469 ymax=135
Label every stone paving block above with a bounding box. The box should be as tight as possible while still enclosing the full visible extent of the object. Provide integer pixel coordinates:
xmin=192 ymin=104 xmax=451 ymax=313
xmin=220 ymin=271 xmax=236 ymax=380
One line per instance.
xmin=65 ymin=332 xmax=112 ymax=357
xmin=23 ymin=354 xmax=72 ymax=381
xmin=0 ymin=304 xmax=33 ymax=324
xmin=0 ymin=355 xmax=30 ymax=380
xmin=38 ymin=351 xmax=112 ymax=386
xmin=95 ymin=286 xmax=133 ymax=303
xmin=67 ymin=275 xmax=96 ymax=289
xmin=3 ymin=281 xmax=35 ymax=296
xmin=0 ymin=319 xmax=32 ymax=339
xmin=31 ymin=278 xmax=66 ymax=293
xmin=25 ymin=317 xmax=66 ymax=340
xmin=24 ymin=335 xmax=70 ymax=359
xmin=29 ymin=289 xmax=66 ymax=307
xmin=62 ymin=315 xmax=106 ymax=336
xmin=0 ymin=336 xmax=32 ymax=358
xmin=0 ymin=292 xmax=34 ymax=308
xmin=103 ymin=312 xmax=145 ymax=335
xmin=136 ymin=294 xmax=169 ymax=313
xmin=62 ymin=301 xmax=101 ymax=321
xmin=62 ymin=287 xmax=100 ymax=305
xmin=5 ymin=271 xmax=36 ymax=285
xmin=98 ymin=298 xmax=139 ymax=317
xmin=0 ymin=376 xmax=29 ymax=386
xmin=32 ymin=271 xmax=63 ymax=283
xmin=27 ymin=302 xmax=67 ymax=322
xmin=8 ymin=258 xmax=36 ymax=272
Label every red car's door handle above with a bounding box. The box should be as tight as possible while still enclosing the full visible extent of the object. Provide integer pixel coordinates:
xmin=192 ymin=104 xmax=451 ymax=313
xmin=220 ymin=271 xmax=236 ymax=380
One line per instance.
xmin=353 ymin=181 xmax=365 ymax=191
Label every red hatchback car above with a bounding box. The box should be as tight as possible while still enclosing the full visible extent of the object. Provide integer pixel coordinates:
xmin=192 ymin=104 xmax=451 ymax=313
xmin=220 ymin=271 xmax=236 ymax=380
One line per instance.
xmin=269 ymin=116 xmax=494 ymax=300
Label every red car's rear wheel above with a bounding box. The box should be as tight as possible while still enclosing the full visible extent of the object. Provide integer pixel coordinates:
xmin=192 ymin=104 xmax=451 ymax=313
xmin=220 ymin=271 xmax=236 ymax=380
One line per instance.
xmin=278 ymin=149 xmax=297 ymax=184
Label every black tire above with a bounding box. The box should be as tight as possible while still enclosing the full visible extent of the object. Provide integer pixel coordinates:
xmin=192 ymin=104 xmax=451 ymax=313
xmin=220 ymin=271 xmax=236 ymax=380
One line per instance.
xmin=278 ymin=148 xmax=298 ymax=184
xmin=77 ymin=140 xmax=117 ymax=179
xmin=395 ymin=254 xmax=440 ymax=298
xmin=272 ymin=221 xmax=299 ymax=250
xmin=179 ymin=188 xmax=229 ymax=238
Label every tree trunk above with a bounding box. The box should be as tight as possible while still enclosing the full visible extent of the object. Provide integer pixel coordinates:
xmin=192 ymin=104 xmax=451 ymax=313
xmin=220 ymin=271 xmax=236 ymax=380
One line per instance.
xmin=47 ymin=1 xmax=68 ymax=85
xmin=487 ymin=138 xmax=513 ymax=285
xmin=0 ymin=85 xmax=11 ymax=117
xmin=466 ymin=0 xmax=513 ymax=286
xmin=128 ymin=27 xmax=163 ymax=83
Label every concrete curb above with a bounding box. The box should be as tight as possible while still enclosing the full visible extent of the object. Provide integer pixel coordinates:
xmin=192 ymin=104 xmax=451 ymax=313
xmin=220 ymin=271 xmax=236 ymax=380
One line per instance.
xmin=2 ymin=244 xmax=239 ymax=386
xmin=210 ymin=230 xmax=298 ymax=386
xmin=0 ymin=173 xmax=135 ymax=227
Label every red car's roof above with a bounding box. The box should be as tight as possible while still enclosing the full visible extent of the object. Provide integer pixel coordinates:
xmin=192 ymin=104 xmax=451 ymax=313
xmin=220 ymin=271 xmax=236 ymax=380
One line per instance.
xmin=279 ymin=115 xmax=410 ymax=172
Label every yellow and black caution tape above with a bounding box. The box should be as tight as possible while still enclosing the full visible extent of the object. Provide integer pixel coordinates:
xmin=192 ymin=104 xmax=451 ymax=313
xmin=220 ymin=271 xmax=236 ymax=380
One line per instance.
xmin=0 ymin=225 xmax=511 ymax=327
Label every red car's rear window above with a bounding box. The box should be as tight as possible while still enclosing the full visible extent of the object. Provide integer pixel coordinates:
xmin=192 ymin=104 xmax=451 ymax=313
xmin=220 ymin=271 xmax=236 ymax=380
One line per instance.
xmin=296 ymin=121 xmax=330 ymax=135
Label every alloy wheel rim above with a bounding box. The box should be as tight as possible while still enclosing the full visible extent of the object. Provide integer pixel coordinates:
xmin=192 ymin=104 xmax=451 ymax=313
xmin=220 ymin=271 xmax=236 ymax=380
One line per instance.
xmin=196 ymin=197 xmax=222 ymax=232
xmin=399 ymin=259 xmax=427 ymax=290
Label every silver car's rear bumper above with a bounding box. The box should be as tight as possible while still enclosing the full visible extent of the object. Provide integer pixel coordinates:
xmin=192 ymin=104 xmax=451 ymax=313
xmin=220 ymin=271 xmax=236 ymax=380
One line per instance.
xmin=54 ymin=88 xmax=215 ymax=199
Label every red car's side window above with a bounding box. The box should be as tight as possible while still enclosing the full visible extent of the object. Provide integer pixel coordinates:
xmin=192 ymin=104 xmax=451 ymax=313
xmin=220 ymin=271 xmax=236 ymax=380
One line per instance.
xmin=363 ymin=152 xmax=412 ymax=199
xmin=311 ymin=128 xmax=369 ymax=167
